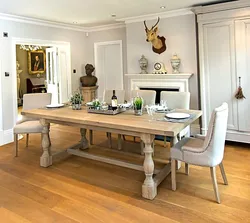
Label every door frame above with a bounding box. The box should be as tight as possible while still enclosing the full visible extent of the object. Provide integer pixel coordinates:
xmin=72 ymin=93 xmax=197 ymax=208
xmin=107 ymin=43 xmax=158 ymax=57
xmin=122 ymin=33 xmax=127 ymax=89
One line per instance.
xmin=94 ymin=40 xmax=124 ymax=98
xmin=11 ymin=37 xmax=72 ymax=125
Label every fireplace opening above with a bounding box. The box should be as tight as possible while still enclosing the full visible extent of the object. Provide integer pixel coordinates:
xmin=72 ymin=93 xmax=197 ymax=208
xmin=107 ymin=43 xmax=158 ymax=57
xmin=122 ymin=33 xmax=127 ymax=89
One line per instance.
xmin=140 ymin=87 xmax=179 ymax=104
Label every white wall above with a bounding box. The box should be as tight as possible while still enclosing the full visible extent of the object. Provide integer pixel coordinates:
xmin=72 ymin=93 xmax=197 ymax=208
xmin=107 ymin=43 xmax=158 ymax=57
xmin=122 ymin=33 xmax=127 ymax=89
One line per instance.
xmin=85 ymin=27 xmax=127 ymax=74
xmin=0 ymin=19 xmax=87 ymax=145
xmin=126 ymin=14 xmax=198 ymax=109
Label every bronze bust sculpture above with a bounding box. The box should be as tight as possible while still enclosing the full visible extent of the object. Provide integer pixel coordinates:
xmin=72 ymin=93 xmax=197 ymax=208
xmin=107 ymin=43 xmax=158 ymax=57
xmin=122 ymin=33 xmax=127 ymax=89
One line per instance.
xmin=80 ymin=64 xmax=97 ymax=87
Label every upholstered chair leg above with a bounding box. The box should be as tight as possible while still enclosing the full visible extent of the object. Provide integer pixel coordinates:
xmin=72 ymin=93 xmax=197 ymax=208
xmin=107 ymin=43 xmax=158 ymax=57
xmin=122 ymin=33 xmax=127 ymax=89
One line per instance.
xmin=171 ymin=159 xmax=177 ymax=191
xmin=219 ymin=162 xmax=228 ymax=185
xmin=118 ymin=134 xmax=122 ymax=150
xmin=185 ymin=163 xmax=189 ymax=175
xmin=164 ymin=136 xmax=167 ymax=148
xmin=107 ymin=132 xmax=112 ymax=148
xmin=210 ymin=167 xmax=221 ymax=204
xmin=48 ymin=123 xmax=51 ymax=146
xmin=89 ymin=130 xmax=93 ymax=145
xmin=48 ymin=134 xmax=51 ymax=146
xmin=26 ymin=134 xmax=29 ymax=147
xmin=14 ymin=134 xmax=18 ymax=157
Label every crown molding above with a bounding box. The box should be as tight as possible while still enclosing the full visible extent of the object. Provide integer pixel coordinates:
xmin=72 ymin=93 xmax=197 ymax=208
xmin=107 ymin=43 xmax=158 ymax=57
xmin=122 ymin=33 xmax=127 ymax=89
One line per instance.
xmin=86 ymin=23 xmax=126 ymax=32
xmin=192 ymin=0 xmax=250 ymax=14
xmin=0 ymin=12 xmax=126 ymax=33
xmin=116 ymin=8 xmax=193 ymax=24
xmin=0 ymin=13 xmax=85 ymax=32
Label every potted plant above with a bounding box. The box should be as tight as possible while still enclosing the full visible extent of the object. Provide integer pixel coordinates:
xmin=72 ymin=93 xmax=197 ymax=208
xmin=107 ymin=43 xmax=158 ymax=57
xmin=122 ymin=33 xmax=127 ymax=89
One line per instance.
xmin=133 ymin=96 xmax=143 ymax=116
xmin=70 ymin=92 xmax=83 ymax=110
xmin=92 ymin=99 xmax=101 ymax=109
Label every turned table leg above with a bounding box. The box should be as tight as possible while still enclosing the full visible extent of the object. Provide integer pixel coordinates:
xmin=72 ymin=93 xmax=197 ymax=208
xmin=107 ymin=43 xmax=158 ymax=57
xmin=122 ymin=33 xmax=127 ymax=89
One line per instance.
xmin=40 ymin=119 xmax=52 ymax=167
xmin=80 ymin=128 xmax=89 ymax=150
xmin=141 ymin=133 xmax=157 ymax=200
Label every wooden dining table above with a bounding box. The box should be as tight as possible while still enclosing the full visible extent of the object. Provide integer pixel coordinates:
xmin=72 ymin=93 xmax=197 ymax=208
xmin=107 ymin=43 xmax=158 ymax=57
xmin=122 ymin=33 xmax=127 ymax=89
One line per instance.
xmin=22 ymin=107 xmax=202 ymax=200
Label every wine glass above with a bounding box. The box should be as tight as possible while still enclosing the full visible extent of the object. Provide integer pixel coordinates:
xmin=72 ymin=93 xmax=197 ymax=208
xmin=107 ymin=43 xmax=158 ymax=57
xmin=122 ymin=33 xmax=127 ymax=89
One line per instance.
xmin=160 ymin=100 xmax=168 ymax=112
xmin=146 ymin=105 xmax=153 ymax=122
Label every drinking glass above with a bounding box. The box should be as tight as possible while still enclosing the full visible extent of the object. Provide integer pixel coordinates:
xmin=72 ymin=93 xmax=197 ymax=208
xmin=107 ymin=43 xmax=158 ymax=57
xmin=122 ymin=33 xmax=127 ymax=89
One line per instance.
xmin=146 ymin=105 xmax=156 ymax=121
xmin=146 ymin=105 xmax=153 ymax=122
xmin=160 ymin=100 xmax=168 ymax=112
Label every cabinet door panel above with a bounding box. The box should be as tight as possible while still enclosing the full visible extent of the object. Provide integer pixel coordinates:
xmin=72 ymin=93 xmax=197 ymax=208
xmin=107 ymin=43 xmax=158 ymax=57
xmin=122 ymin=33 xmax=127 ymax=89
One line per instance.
xmin=203 ymin=22 xmax=238 ymax=131
xmin=235 ymin=19 xmax=250 ymax=132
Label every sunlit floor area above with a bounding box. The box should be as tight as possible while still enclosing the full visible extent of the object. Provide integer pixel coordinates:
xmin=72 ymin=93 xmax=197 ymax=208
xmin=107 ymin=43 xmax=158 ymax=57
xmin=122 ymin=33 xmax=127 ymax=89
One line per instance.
xmin=0 ymin=124 xmax=249 ymax=222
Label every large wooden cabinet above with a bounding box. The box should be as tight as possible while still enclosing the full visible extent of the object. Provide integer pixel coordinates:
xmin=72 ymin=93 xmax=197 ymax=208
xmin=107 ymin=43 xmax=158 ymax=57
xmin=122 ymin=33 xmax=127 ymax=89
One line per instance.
xmin=195 ymin=4 xmax=250 ymax=143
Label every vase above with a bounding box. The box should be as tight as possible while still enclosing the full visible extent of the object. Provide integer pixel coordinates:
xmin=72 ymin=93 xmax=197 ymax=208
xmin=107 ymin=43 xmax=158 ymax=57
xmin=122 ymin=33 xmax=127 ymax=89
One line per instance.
xmin=72 ymin=103 xmax=81 ymax=110
xmin=139 ymin=55 xmax=148 ymax=74
xmin=170 ymin=53 xmax=181 ymax=74
xmin=134 ymin=107 xmax=143 ymax=116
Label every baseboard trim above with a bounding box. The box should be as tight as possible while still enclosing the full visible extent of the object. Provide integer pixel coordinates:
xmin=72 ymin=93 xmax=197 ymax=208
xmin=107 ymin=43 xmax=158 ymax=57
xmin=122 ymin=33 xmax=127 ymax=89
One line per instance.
xmin=226 ymin=130 xmax=250 ymax=144
xmin=0 ymin=128 xmax=13 ymax=146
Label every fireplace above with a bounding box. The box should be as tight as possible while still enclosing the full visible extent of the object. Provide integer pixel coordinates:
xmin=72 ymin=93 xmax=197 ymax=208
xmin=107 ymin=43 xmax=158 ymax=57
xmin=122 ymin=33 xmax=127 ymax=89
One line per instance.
xmin=124 ymin=73 xmax=193 ymax=103
xmin=140 ymin=87 xmax=179 ymax=104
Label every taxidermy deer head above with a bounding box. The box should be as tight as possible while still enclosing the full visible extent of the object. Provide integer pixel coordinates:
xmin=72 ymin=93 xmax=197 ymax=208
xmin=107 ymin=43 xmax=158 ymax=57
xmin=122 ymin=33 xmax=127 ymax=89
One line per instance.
xmin=144 ymin=17 xmax=166 ymax=54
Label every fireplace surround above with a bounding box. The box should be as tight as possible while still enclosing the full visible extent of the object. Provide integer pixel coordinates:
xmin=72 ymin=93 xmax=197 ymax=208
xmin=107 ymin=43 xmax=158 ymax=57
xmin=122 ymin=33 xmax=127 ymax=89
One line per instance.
xmin=125 ymin=73 xmax=193 ymax=93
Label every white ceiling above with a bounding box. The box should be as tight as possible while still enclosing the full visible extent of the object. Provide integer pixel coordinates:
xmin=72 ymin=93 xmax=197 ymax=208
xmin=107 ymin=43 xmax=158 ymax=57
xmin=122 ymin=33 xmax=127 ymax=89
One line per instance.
xmin=0 ymin=0 xmax=230 ymax=26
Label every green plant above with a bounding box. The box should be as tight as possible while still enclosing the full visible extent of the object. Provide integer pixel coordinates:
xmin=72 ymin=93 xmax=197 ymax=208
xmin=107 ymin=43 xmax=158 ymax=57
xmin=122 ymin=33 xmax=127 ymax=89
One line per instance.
xmin=92 ymin=99 xmax=101 ymax=108
xmin=133 ymin=96 xmax=143 ymax=109
xmin=70 ymin=92 xmax=83 ymax=104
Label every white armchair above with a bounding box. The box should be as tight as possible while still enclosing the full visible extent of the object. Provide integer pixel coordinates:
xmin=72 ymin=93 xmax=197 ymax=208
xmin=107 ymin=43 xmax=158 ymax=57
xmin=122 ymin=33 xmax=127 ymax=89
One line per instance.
xmin=170 ymin=103 xmax=229 ymax=203
xmin=160 ymin=91 xmax=191 ymax=146
xmin=14 ymin=93 xmax=52 ymax=157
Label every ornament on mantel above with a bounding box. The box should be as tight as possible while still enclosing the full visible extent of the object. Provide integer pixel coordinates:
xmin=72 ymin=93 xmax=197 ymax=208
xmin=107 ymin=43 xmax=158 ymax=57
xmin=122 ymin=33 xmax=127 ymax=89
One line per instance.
xmin=139 ymin=55 xmax=148 ymax=74
xmin=170 ymin=53 xmax=181 ymax=73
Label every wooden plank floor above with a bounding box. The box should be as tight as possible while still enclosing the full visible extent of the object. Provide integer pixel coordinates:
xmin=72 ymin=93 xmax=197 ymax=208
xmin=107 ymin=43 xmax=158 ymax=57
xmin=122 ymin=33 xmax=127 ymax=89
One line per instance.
xmin=0 ymin=124 xmax=250 ymax=223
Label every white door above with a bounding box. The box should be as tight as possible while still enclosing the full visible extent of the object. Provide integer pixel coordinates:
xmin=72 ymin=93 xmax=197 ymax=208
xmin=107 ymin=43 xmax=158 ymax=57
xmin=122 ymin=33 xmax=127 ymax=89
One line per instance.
xmin=94 ymin=41 xmax=123 ymax=100
xmin=46 ymin=47 xmax=59 ymax=104
xmin=46 ymin=47 xmax=69 ymax=104
xmin=58 ymin=47 xmax=69 ymax=103
xmin=201 ymin=21 xmax=238 ymax=132
xmin=235 ymin=19 xmax=250 ymax=132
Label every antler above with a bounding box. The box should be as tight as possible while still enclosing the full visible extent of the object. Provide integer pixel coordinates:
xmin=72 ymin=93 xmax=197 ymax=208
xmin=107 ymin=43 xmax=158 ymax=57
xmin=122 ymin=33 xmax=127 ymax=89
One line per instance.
xmin=144 ymin=20 xmax=149 ymax=31
xmin=152 ymin=17 xmax=160 ymax=29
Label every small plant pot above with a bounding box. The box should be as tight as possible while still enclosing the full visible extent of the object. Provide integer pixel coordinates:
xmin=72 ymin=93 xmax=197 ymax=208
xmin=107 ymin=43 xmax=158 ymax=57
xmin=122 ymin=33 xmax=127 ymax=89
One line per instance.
xmin=134 ymin=107 xmax=143 ymax=116
xmin=72 ymin=103 xmax=81 ymax=110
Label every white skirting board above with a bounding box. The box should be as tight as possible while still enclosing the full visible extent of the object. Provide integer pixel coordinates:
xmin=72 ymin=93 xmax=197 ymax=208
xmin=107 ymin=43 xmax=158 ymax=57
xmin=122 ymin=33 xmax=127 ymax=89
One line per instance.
xmin=0 ymin=129 xmax=13 ymax=146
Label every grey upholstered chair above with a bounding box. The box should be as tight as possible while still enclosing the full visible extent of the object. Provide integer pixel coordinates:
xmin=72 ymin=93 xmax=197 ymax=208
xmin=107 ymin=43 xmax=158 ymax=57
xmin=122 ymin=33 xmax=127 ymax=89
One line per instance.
xmin=14 ymin=93 xmax=52 ymax=157
xmin=171 ymin=103 xmax=229 ymax=203
xmin=160 ymin=91 xmax=191 ymax=146
xmin=89 ymin=90 xmax=125 ymax=148
xmin=131 ymin=90 xmax=156 ymax=107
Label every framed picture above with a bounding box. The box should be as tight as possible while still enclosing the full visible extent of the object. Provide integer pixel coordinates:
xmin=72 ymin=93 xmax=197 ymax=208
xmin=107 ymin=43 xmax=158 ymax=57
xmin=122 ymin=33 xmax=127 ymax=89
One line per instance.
xmin=28 ymin=50 xmax=46 ymax=74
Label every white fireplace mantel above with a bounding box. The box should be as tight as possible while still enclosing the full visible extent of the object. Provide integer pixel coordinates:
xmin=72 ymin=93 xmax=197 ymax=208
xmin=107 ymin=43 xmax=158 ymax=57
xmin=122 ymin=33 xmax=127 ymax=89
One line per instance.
xmin=125 ymin=73 xmax=193 ymax=92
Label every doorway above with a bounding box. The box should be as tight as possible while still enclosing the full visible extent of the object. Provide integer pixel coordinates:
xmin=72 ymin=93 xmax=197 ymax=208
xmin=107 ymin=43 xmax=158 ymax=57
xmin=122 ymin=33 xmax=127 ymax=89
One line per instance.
xmin=12 ymin=38 xmax=71 ymax=126
xmin=94 ymin=40 xmax=123 ymax=100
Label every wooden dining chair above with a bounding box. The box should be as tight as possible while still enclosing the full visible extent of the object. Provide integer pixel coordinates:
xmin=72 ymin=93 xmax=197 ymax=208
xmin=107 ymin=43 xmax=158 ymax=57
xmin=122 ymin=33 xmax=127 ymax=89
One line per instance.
xmin=13 ymin=93 xmax=52 ymax=157
xmin=170 ymin=103 xmax=229 ymax=203
xmin=88 ymin=90 xmax=125 ymax=148
xmin=160 ymin=91 xmax=190 ymax=146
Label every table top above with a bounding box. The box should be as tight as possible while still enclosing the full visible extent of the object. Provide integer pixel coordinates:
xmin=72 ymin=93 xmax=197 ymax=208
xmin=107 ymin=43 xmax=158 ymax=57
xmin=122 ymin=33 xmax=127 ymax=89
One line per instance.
xmin=22 ymin=107 xmax=202 ymax=137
